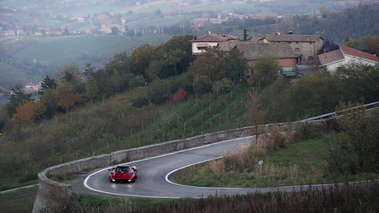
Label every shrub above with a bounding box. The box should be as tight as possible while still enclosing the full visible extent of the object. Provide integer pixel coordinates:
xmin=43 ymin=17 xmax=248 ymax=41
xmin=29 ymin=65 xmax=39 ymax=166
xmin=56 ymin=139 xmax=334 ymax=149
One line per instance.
xmin=212 ymin=78 xmax=235 ymax=93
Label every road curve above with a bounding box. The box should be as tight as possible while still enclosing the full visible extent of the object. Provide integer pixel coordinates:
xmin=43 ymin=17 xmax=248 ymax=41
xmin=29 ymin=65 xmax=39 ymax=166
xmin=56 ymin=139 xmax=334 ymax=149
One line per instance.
xmin=81 ymin=136 xmax=325 ymax=199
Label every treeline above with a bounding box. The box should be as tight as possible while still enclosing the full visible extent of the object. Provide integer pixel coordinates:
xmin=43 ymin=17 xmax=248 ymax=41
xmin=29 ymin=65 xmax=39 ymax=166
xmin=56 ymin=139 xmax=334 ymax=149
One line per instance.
xmin=219 ymin=3 xmax=379 ymax=46
xmin=280 ymin=3 xmax=379 ymax=44
xmin=257 ymin=63 xmax=379 ymax=122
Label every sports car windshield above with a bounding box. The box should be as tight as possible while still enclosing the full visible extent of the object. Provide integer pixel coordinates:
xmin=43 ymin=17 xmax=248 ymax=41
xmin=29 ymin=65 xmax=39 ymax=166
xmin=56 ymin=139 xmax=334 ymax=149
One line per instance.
xmin=115 ymin=166 xmax=131 ymax=173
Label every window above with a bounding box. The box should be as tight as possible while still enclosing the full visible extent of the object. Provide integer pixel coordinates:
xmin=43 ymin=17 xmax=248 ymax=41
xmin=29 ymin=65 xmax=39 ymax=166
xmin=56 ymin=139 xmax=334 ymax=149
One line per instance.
xmin=308 ymin=56 xmax=314 ymax=61
xmin=295 ymin=48 xmax=300 ymax=52
xmin=197 ymin=43 xmax=208 ymax=50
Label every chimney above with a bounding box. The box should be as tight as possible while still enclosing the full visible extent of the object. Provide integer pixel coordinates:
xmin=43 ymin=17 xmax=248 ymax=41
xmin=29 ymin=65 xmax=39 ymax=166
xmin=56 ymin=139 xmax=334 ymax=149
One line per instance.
xmin=194 ymin=36 xmax=197 ymax=40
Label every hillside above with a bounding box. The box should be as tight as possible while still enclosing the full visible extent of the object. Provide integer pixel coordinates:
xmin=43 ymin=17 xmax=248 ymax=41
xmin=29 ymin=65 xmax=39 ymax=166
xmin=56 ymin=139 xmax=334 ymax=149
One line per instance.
xmin=0 ymin=35 xmax=172 ymax=92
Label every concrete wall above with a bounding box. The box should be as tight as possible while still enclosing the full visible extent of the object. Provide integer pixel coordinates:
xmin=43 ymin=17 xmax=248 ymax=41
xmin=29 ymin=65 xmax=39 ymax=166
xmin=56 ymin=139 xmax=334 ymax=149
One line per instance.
xmin=32 ymin=121 xmax=317 ymax=212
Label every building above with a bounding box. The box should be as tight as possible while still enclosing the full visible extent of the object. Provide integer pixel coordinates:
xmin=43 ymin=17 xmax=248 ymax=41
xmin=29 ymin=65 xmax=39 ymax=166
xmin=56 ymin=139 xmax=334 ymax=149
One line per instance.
xmin=318 ymin=46 xmax=379 ymax=72
xmin=191 ymin=33 xmax=300 ymax=76
xmin=190 ymin=33 xmax=237 ymax=55
xmin=260 ymin=34 xmax=323 ymax=65
xmin=24 ymin=82 xmax=42 ymax=94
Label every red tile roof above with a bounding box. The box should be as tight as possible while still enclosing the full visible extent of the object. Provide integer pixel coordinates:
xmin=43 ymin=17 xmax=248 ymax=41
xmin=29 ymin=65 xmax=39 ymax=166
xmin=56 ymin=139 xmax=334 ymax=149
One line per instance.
xmin=341 ymin=46 xmax=379 ymax=63
xmin=318 ymin=49 xmax=345 ymax=65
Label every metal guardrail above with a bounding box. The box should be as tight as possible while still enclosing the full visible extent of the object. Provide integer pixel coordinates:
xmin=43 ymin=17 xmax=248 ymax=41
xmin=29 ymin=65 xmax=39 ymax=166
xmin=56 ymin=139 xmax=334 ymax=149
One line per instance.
xmin=301 ymin=101 xmax=379 ymax=122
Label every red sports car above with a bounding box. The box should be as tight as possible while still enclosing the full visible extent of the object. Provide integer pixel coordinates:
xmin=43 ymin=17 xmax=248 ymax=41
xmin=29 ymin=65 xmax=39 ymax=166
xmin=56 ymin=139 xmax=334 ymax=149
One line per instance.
xmin=109 ymin=165 xmax=137 ymax=183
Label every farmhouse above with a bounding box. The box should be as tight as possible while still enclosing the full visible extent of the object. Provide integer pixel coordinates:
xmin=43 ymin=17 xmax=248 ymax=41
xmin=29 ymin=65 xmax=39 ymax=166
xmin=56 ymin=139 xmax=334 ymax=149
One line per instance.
xmin=190 ymin=33 xmax=237 ymax=55
xmin=190 ymin=34 xmax=300 ymax=75
xmin=24 ymin=82 xmax=42 ymax=94
xmin=318 ymin=46 xmax=379 ymax=72
xmin=260 ymin=33 xmax=323 ymax=65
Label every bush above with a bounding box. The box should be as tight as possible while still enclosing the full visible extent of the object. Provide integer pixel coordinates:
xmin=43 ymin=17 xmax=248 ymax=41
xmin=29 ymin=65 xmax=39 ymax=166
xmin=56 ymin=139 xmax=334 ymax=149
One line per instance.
xmin=212 ymin=78 xmax=235 ymax=93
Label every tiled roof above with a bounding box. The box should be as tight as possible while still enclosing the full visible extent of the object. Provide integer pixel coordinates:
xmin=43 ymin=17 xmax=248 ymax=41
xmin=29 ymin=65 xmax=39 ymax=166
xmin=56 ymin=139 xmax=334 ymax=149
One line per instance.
xmin=264 ymin=34 xmax=323 ymax=42
xmin=341 ymin=46 xmax=379 ymax=63
xmin=234 ymin=42 xmax=300 ymax=60
xmin=318 ymin=49 xmax=345 ymax=65
xmin=191 ymin=34 xmax=238 ymax=42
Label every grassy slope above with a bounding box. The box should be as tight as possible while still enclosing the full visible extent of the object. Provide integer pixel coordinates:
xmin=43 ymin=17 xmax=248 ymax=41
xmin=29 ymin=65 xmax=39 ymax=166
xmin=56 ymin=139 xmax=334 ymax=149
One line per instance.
xmin=0 ymin=186 xmax=38 ymax=213
xmin=170 ymin=136 xmax=377 ymax=188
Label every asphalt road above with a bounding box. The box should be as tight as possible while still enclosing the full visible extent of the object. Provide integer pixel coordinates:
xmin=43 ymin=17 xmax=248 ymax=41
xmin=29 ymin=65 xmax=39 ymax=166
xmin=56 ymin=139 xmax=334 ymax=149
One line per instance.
xmin=76 ymin=136 xmax=326 ymax=198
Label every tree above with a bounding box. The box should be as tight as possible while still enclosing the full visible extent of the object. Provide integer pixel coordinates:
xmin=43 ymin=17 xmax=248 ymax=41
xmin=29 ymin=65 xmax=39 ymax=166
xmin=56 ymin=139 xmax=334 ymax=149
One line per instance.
xmin=323 ymin=101 xmax=379 ymax=174
xmin=40 ymin=75 xmax=57 ymax=94
xmin=187 ymin=47 xmax=226 ymax=83
xmin=251 ymin=53 xmax=281 ymax=88
xmin=239 ymin=27 xmax=252 ymax=41
xmin=147 ymin=60 xmax=164 ymax=81
xmin=39 ymin=88 xmax=61 ymax=118
xmin=164 ymin=49 xmax=186 ymax=76
xmin=160 ymin=35 xmax=194 ymax=77
xmin=55 ymin=64 xmax=84 ymax=94
xmin=224 ymin=48 xmax=248 ymax=82
xmin=111 ymin=27 xmax=119 ymax=35
xmin=4 ymin=85 xmax=33 ymax=117
xmin=172 ymin=88 xmax=186 ymax=102
xmin=85 ymin=81 xmax=99 ymax=104
xmin=129 ymin=44 xmax=157 ymax=80
xmin=146 ymin=79 xmax=171 ymax=105
xmin=258 ymin=76 xmax=290 ymax=122
xmin=12 ymin=100 xmax=46 ymax=127
xmin=58 ymin=90 xmax=85 ymax=113
xmin=245 ymin=90 xmax=266 ymax=141
xmin=192 ymin=75 xmax=213 ymax=94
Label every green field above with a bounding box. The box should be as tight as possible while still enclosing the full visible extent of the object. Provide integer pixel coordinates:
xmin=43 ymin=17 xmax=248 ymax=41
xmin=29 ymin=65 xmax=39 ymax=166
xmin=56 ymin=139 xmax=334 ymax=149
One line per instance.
xmin=0 ymin=62 xmax=41 ymax=88
xmin=18 ymin=35 xmax=144 ymax=66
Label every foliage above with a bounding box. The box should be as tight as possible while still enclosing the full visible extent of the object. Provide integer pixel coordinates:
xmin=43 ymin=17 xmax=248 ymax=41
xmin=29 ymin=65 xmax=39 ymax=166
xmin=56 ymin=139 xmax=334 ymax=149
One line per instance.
xmin=333 ymin=63 xmax=379 ymax=103
xmin=245 ymin=90 xmax=266 ymax=141
xmin=257 ymin=76 xmax=290 ymax=122
xmin=146 ymin=79 xmax=172 ymax=105
xmin=212 ymin=78 xmax=235 ymax=94
xmin=58 ymin=90 xmax=85 ymax=113
xmin=12 ymin=101 xmax=46 ymax=127
xmin=4 ymin=85 xmax=32 ymax=117
xmin=224 ymin=48 xmax=248 ymax=82
xmin=192 ymin=75 xmax=213 ymax=94
xmin=187 ymin=47 xmax=226 ymax=83
xmin=251 ymin=53 xmax=281 ymax=88
xmin=40 ymin=75 xmax=57 ymax=92
xmin=129 ymin=43 xmax=158 ymax=81
xmin=172 ymin=88 xmax=186 ymax=102
xmin=322 ymin=102 xmax=379 ymax=174
xmin=278 ymin=3 xmax=379 ymax=44
xmin=238 ymin=27 xmax=252 ymax=41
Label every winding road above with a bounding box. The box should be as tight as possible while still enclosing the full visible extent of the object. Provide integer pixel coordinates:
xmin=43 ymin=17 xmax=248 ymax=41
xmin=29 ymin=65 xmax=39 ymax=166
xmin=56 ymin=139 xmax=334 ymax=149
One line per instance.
xmin=68 ymin=104 xmax=378 ymax=198
xmin=74 ymin=136 xmax=316 ymax=198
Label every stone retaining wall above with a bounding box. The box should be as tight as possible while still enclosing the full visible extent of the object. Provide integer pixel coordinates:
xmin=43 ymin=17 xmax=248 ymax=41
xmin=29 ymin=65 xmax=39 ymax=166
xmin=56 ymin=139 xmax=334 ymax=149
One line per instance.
xmin=32 ymin=121 xmax=317 ymax=212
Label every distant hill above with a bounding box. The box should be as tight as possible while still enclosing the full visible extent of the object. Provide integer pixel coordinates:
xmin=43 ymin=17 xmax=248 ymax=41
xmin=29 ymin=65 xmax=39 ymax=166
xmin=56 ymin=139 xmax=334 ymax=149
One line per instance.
xmin=0 ymin=35 xmax=171 ymax=90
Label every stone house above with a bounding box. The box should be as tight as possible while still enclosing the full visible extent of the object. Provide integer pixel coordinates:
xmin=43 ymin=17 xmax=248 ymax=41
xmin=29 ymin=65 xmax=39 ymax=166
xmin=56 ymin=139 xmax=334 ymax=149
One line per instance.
xmin=190 ymin=34 xmax=300 ymax=75
xmin=318 ymin=46 xmax=379 ymax=72
xmin=260 ymin=34 xmax=323 ymax=65
xmin=190 ymin=33 xmax=237 ymax=55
